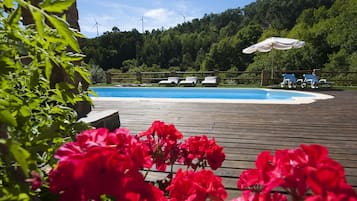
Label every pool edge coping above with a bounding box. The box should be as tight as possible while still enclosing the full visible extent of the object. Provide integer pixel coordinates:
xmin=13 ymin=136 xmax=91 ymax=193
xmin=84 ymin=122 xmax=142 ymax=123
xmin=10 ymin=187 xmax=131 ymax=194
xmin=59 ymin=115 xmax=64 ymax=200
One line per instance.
xmin=90 ymin=88 xmax=334 ymax=105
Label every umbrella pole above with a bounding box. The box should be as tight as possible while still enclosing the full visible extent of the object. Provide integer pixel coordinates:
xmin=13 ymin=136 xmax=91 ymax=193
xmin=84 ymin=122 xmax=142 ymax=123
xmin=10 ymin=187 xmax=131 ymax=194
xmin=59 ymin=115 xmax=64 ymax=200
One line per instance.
xmin=271 ymin=49 xmax=274 ymax=82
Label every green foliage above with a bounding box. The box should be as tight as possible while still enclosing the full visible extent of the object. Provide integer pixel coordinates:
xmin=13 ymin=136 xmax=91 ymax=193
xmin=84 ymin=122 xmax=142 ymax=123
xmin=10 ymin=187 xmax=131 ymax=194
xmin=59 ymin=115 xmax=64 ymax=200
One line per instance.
xmin=89 ymin=63 xmax=106 ymax=83
xmin=81 ymin=29 xmax=143 ymax=71
xmin=289 ymin=0 xmax=357 ymax=75
xmin=81 ymin=0 xmax=356 ymax=78
xmin=40 ymin=0 xmax=76 ymax=13
xmin=0 ymin=0 xmax=91 ymax=199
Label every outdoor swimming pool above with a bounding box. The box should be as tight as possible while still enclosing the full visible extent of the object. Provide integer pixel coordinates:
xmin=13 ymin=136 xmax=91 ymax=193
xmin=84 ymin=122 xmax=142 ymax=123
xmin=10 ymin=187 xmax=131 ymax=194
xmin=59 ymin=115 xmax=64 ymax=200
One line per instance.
xmin=90 ymin=87 xmax=333 ymax=104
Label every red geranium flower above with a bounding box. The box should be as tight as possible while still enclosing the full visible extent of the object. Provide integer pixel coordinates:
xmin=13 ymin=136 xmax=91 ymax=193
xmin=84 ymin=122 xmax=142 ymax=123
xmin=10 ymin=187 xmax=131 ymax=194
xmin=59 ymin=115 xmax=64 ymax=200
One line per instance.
xmin=271 ymin=149 xmax=309 ymax=196
xmin=238 ymin=151 xmax=282 ymax=194
xmin=231 ymin=190 xmax=288 ymax=201
xmin=138 ymin=121 xmax=183 ymax=171
xmin=305 ymin=165 xmax=357 ymax=201
xmin=237 ymin=169 xmax=262 ymax=191
xmin=235 ymin=144 xmax=357 ymax=201
xmin=300 ymin=144 xmax=329 ymax=166
xmin=49 ymin=128 xmax=163 ymax=201
xmin=206 ymin=138 xmax=226 ymax=170
xmin=180 ymin=135 xmax=225 ymax=170
xmin=167 ymin=169 xmax=227 ymax=201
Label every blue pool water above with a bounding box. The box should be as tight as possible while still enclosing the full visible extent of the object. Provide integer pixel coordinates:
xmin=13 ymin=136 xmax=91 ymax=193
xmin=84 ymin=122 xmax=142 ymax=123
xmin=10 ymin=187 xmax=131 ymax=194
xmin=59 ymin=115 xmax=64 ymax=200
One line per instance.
xmin=90 ymin=87 xmax=315 ymax=100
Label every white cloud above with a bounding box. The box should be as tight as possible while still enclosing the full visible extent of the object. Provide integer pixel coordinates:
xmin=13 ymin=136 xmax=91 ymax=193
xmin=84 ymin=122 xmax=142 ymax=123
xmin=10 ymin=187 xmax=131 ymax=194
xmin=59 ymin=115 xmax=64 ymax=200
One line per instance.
xmin=144 ymin=8 xmax=175 ymax=22
xmin=141 ymin=8 xmax=187 ymax=31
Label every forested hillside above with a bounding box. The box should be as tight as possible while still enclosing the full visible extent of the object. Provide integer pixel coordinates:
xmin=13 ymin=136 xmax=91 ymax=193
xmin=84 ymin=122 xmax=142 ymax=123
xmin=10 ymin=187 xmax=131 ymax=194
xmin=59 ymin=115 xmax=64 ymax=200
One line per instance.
xmin=80 ymin=0 xmax=356 ymax=74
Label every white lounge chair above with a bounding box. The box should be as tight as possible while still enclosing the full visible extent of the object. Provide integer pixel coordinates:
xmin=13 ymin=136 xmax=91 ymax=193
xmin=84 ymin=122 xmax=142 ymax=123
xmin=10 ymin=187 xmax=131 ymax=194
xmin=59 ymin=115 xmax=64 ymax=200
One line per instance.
xmin=280 ymin=73 xmax=301 ymax=88
xmin=201 ymin=76 xmax=217 ymax=87
xmin=158 ymin=77 xmax=179 ymax=86
xmin=179 ymin=76 xmax=198 ymax=87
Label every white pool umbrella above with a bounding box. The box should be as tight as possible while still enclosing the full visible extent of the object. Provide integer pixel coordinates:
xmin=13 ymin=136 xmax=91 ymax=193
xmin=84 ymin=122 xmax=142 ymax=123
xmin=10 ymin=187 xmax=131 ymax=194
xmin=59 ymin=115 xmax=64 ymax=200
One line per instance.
xmin=242 ymin=37 xmax=305 ymax=80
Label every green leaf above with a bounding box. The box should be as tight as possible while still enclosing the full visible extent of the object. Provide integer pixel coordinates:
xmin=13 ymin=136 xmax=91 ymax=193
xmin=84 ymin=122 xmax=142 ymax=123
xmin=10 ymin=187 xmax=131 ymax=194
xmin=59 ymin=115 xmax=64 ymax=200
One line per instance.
xmin=45 ymin=56 xmax=52 ymax=79
xmin=18 ymin=193 xmax=30 ymax=201
xmin=73 ymin=30 xmax=86 ymax=39
xmin=0 ymin=57 xmax=15 ymax=75
xmin=47 ymin=15 xmax=80 ymax=52
xmin=4 ymin=0 xmax=14 ymax=8
xmin=40 ymin=0 xmax=75 ymax=13
xmin=19 ymin=106 xmax=31 ymax=118
xmin=0 ymin=110 xmax=17 ymax=126
xmin=7 ymin=7 xmax=21 ymax=26
xmin=74 ymin=66 xmax=91 ymax=84
xmin=8 ymin=141 xmax=30 ymax=175
xmin=63 ymin=52 xmax=85 ymax=62
xmin=29 ymin=7 xmax=44 ymax=37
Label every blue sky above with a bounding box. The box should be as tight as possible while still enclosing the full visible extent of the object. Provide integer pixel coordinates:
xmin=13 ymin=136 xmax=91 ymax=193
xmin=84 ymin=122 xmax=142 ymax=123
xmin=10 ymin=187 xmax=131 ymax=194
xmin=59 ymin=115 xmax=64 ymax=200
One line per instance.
xmin=77 ymin=0 xmax=255 ymax=38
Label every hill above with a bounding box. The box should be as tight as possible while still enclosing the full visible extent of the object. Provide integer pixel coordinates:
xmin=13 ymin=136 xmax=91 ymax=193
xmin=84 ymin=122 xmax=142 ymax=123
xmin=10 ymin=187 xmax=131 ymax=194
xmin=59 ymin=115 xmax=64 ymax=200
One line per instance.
xmin=80 ymin=0 xmax=356 ymax=74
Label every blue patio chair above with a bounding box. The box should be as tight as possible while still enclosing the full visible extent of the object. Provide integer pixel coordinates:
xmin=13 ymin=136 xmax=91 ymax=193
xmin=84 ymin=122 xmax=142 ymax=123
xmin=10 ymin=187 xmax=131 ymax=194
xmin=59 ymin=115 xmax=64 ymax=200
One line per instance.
xmin=280 ymin=74 xmax=300 ymax=88
xmin=302 ymin=74 xmax=334 ymax=89
xmin=303 ymin=74 xmax=319 ymax=88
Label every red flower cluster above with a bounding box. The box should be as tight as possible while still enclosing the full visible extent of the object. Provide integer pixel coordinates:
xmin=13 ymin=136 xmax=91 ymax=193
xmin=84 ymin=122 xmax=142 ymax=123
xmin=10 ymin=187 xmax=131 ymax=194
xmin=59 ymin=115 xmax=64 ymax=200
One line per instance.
xmin=179 ymin=135 xmax=225 ymax=170
xmin=138 ymin=121 xmax=183 ymax=171
xmin=49 ymin=121 xmax=227 ymax=201
xmin=167 ymin=169 xmax=227 ymax=201
xmin=235 ymin=144 xmax=357 ymax=201
xmin=49 ymin=128 xmax=166 ymax=201
xmin=138 ymin=121 xmax=225 ymax=172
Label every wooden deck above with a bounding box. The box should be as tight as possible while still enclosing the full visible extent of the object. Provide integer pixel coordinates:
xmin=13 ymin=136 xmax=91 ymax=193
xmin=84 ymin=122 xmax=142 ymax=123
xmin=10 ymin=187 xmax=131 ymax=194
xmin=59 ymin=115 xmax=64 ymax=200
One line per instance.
xmin=92 ymin=89 xmax=357 ymax=199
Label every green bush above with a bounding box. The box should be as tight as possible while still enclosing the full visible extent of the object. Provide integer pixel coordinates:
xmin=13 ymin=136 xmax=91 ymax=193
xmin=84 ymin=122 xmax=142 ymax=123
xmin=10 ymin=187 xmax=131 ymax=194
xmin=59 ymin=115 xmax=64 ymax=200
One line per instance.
xmin=0 ymin=0 xmax=91 ymax=199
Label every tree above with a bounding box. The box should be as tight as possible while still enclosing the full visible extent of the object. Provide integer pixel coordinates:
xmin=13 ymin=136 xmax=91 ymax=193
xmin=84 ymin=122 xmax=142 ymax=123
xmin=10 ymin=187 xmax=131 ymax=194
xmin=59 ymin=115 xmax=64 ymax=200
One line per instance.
xmin=182 ymin=53 xmax=193 ymax=70
xmin=79 ymin=0 xmax=355 ymax=75
xmin=122 ymin=59 xmax=138 ymax=72
xmin=112 ymin=26 xmax=120 ymax=32
xmin=195 ymin=48 xmax=206 ymax=71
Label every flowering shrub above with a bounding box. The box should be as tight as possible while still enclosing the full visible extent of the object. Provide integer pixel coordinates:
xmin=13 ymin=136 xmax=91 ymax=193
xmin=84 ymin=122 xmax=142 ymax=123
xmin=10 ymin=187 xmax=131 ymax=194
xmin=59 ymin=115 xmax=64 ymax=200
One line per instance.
xmin=48 ymin=121 xmax=357 ymax=201
xmin=49 ymin=128 xmax=164 ymax=201
xmin=0 ymin=0 xmax=91 ymax=199
xmin=234 ymin=144 xmax=357 ymax=201
xmin=49 ymin=121 xmax=226 ymax=201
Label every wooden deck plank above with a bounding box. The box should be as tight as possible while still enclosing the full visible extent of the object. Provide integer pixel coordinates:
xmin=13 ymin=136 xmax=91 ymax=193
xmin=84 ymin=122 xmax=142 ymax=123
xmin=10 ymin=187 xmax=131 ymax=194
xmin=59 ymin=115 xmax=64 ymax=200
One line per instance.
xmin=92 ymin=90 xmax=357 ymax=197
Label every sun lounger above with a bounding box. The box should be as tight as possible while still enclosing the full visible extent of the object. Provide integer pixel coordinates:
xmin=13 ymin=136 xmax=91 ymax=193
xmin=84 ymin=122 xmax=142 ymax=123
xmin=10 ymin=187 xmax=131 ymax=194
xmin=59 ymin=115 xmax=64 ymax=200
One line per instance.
xmin=302 ymin=74 xmax=319 ymax=88
xmin=303 ymin=74 xmax=333 ymax=89
xmin=318 ymin=78 xmax=334 ymax=88
xmin=201 ymin=76 xmax=217 ymax=87
xmin=158 ymin=77 xmax=179 ymax=86
xmin=280 ymin=73 xmax=300 ymax=88
xmin=302 ymin=74 xmax=333 ymax=88
xmin=179 ymin=76 xmax=198 ymax=87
